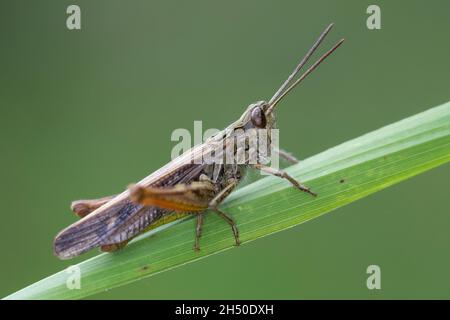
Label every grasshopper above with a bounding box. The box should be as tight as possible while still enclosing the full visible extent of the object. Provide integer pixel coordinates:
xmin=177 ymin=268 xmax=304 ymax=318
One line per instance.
xmin=54 ymin=24 xmax=344 ymax=259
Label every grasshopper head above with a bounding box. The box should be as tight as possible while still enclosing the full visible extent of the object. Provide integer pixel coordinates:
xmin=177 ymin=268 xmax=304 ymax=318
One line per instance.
xmin=239 ymin=101 xmax=276 ymax=131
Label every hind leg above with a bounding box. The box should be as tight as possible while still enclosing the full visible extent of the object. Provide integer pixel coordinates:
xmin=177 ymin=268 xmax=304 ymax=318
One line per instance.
xmin=100 ymin=241 xmax=130 ymax=252
xmin=70 ymin=195 xmax=117 ymax=218
xmin=128 ymin=176 xmax=240 ymax=251
xmin=69 ymin=195 xmax=126 ymax=252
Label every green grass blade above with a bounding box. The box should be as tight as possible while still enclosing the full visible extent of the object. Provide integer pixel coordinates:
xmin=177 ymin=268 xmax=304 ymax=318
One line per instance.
xmin=4 ymin=101 xmax=450 ymax=300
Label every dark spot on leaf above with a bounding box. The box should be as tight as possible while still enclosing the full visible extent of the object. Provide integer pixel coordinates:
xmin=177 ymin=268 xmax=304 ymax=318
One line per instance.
xmin=140 ymin=265 xmax=150 ymax=272
xmin=339 ymin=179 xmax=345 ymax=183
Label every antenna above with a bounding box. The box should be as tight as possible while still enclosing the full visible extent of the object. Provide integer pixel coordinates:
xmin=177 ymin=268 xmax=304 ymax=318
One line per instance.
xmin=266 ymin=24 xmax=344 ymax=114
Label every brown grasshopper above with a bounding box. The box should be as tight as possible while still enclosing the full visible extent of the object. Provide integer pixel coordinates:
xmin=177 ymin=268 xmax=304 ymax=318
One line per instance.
xmin=54 ymin=24 xmax=344 ymax=259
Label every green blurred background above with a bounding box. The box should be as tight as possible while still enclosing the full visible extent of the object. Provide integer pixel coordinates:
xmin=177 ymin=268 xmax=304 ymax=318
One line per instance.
xmin=1 ymin=0 xmax=449 ymax=299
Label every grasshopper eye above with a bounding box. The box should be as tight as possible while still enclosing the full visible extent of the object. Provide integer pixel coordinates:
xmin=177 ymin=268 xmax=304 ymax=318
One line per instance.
xmin=251 ymin=106 xmax=267 ymax=128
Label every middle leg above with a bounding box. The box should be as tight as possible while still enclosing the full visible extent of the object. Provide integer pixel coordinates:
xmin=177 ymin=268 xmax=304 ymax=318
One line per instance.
xmin=207 ymin=178 xmax=240 ymax=247
xmin=194 ymin=213 xmax=204 ymax=251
